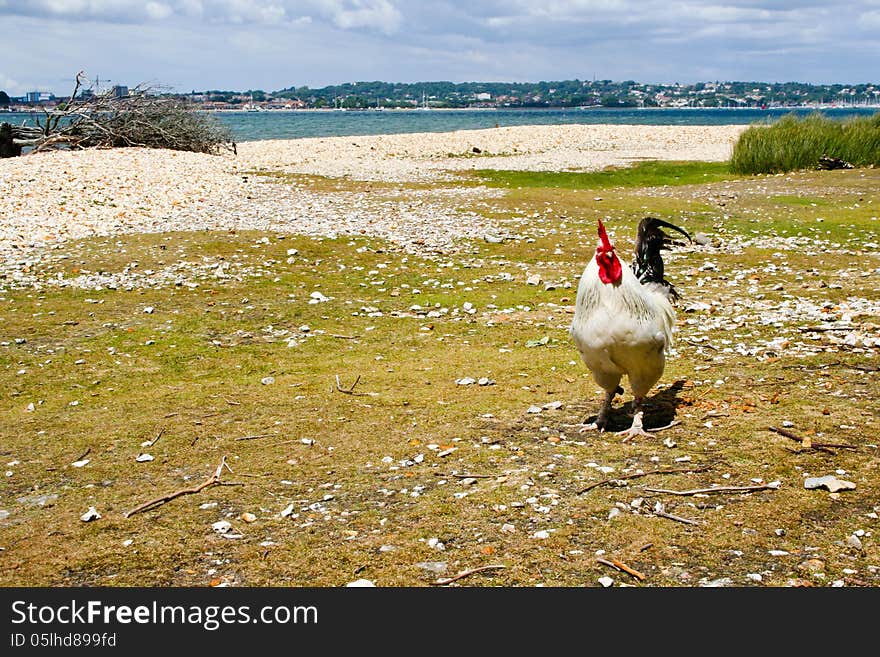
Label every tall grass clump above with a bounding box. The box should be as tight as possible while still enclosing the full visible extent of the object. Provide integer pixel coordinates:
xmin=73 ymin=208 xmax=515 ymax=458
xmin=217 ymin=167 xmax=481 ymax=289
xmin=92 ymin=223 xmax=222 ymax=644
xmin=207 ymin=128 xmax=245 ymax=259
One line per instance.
xmin=730 ymin=111 xmax=880 ymax=174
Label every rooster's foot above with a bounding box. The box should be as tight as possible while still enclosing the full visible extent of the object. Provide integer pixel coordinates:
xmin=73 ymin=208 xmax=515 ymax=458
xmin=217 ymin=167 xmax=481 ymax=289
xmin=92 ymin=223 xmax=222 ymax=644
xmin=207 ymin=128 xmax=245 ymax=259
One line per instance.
xmin=616 ymin=411 xmax=654 ymax=442
xmin=617 ymin=426 xmax=656 ymax=442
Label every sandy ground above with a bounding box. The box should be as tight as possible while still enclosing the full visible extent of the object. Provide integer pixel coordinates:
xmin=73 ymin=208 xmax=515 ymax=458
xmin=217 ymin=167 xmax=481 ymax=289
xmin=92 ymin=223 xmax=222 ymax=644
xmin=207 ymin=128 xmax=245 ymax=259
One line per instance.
xmin=0 ymin=124 xmax=747 ymax=261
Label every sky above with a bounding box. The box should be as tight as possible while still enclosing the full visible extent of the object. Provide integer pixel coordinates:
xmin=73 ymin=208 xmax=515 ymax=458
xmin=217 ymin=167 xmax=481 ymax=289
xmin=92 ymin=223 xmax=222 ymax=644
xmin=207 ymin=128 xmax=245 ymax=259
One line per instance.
xmin=3 ymin=0 xmax=880 ymax=96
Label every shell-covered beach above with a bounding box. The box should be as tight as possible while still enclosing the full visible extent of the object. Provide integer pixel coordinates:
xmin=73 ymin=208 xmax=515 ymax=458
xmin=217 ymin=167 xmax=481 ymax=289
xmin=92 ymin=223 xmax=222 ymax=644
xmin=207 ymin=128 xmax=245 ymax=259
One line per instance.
xmin=1 ymin=124 xmax=746 ymax=260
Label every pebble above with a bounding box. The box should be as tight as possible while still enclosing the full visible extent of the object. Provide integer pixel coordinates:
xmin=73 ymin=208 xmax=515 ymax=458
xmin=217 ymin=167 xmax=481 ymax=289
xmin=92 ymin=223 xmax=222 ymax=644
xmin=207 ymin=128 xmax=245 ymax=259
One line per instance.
xmin=240 ymin=512 xmax=257 ymax=523
xmin=211 ymin=521 xmax=233 ymax=534
xmin=847 ymin=534 xmax=863 ymax=550
xmin=261 ymin=376 xmax=275 ymax=385
xmin=345 ymin=579 xmax=376 ymax=587
xmin=804 ymin=475 xmax=856 ymax=492
xmin=598 ymin=577 xmax=614 ymax=588
xmin=415 ymin=561 xmax=448 ymax=575
xmin=80 ymin=507 xmax=101 ymax=522
xmin=135 ymin=453 xmax=154 ymax=462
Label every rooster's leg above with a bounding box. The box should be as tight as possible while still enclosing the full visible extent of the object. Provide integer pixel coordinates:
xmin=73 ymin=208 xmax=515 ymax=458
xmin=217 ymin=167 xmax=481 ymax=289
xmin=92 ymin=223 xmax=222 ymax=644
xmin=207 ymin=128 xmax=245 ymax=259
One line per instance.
xmin=576 ymin=390 xmax=615 ymax=433
xmin=617 ymin=397 xmax=656 ymax=442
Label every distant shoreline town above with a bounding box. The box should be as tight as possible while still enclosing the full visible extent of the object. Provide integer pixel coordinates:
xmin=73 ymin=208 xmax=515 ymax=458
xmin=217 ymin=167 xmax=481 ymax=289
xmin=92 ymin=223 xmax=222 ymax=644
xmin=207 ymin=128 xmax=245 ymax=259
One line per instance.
xmin=2 ymin=79 xmax=880 ymax=112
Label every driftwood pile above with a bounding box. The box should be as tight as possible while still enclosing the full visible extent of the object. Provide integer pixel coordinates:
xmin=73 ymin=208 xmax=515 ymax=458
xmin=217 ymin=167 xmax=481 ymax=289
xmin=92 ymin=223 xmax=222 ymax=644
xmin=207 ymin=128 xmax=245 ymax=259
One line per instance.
xmin=1 ymin=72 xmax=234 ymax=158
xmin=818 ymin=154 xmax=855 ymax=170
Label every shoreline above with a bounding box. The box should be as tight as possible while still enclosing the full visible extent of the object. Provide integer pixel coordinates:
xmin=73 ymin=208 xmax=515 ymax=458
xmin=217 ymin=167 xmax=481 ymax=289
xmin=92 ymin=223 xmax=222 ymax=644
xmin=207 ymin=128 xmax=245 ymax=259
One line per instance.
xmin=0 ymin=123 xmax=747 ymax=266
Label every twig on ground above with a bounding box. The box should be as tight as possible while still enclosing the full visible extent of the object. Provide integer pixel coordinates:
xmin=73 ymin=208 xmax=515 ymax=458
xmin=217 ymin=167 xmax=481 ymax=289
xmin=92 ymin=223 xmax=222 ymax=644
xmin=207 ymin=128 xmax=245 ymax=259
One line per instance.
xmin=644 ymin=482 xmax=779 ymax=496
xmin=147 ymin=428 xmax=165 ymax=447
xmin=578 ymin=464 xmax=712 ymax=495
xmin=596 ymin=558 xmax=646 ymax=581
xmin=74 ymin=447 xmax=91 ymax=462
xmin=329 ymin=334 xmax=361 ymax=340
xmin=335 ymin=374 xmax=364 ymax=395
xmin=433 ymin=472 xmax=496 ymax=479
xmin=124 ymin=456 xmax=235 ymax=518
xmin=234 ymin=433 xmax=277 ymax=441
xmin=768 ymin=426 xmax=857 ymax=450
xmin=653 ymin=509 xmax=700 ymax=525
xmin=432 ymin=564 xmax=506 ymax=586
xmin=224 ymin=398 xmax=241 ymax=406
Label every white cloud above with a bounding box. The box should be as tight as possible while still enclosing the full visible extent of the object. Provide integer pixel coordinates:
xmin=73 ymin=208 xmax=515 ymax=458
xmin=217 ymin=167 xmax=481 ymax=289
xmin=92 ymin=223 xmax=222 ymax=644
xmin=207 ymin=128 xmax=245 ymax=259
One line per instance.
xmin=1 ymin=1 xmax=878 ymax=95
xmin=145 ymin=2 xmax=172 ymax=20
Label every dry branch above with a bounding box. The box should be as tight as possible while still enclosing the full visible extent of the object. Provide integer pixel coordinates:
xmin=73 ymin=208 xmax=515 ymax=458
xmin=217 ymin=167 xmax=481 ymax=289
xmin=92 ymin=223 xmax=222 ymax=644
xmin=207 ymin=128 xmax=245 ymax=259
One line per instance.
xmin=3 ymin=70 xmax=233 ymax=157
xmin=644 ymin=482 xmax=779 ymax=496
xmin=124 ymin=456 xmax=234 ymax=517
xmin=596 ymin=558 xmax=646 ymax=581
xmin=767 ymin=426 xmax=857 ymax=450
xmin=335 ymin=374 xmax=365 ymax=395
xmin=653 ymin=509 xmax=700 ymax=525
xmin=431 ymin=564 xmax=506 ymax=586
xmin=234 ymin=433 xmax=277 ymax=441
xmin=577 ymin=464 xmax=712 ymax=495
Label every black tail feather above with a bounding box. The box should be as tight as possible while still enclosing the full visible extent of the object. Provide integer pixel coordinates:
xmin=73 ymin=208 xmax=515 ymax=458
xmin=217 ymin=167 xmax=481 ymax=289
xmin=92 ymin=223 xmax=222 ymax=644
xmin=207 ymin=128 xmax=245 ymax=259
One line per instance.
xmin=632 ymin=217 xmax=691 ymax=300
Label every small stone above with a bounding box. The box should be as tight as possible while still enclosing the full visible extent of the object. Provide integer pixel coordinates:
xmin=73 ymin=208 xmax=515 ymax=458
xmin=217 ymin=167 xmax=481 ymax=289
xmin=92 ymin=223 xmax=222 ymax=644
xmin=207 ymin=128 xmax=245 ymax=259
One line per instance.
xmin=240 ymin=512 xmax=257 ymax=523
xmin=746 ymin=573 xmax=763 ymax=582
xmin=477 ymin=377 xmax=494 ymax=386
xmin=211 ymin=521 xmax=233 ymax=534
xmin=460 ymin=477 xmax=478 ymax=486
xmin=501 ymin=523 xmax=516 ymax=533
xmin=847 ymin=534 xmax=863 ymax=550
xmin=143 ymin=306 xmax=154 ymax=314
xmin=598 ymin=576 xmax=614 ymax=587
xmin=700 ymin=577 xmax=734 ymax=587
xmin=135 ymin=453 xmax=154 ymax=462
xmin=456 ymin=377 xmax=476 ymax=385
xmin=80 ymin=507 xmax=101 ymax=522
xmin=415 ymin=561 xmax=448 ymax=575
xmin=798 ymin=558 xmax=825 ymax=573
xmin=427 ymin=538 xmax=445 ymax=551
xmin=526 ymin=405 xmax=542 ymax=414
xmin=261 ymin=376 xmax=275 ymax=385
xmin=122 ymin=539 xmax=134 ymax=547
xmin=526 ymin=274 xmax=542 ymax=286
xmin=532 ymin=530 xmax=551 ymax=539
xmin=804 ymin=475 xmax=856 ymax=492
xmin=345 ymin=579 xmax=376 ymax=587
xmin=71 ymin=458 xmax=90 ymax=468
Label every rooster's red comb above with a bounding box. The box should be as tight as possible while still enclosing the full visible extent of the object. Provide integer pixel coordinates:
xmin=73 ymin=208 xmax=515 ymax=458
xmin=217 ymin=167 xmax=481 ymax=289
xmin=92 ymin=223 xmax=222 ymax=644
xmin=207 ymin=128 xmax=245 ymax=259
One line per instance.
xmin=597 ymin=219 xmax=614 ymax=251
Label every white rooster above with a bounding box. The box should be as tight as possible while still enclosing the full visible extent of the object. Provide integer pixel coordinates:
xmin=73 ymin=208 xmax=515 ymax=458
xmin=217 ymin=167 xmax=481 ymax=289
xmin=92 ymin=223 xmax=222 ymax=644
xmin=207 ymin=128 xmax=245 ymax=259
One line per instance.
xmin=569 ymin=217 xmax=691 ymax=440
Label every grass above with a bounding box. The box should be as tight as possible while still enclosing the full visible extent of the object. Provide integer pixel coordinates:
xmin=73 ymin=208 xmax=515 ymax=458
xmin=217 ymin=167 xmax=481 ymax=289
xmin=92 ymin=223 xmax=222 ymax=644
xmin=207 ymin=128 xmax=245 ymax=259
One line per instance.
xmin=730 ymin=111 xmax=880 ymax=174
xmin=467 ymin=160 xmax=739 ymax=190
xmin=1 ymin=163 xmax=878 ymax=588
